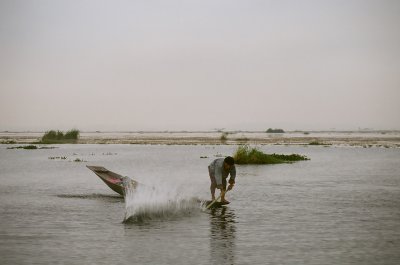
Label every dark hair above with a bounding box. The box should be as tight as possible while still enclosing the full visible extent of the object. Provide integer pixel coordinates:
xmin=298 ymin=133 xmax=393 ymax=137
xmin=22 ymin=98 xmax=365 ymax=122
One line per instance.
xmin=224 ymin=156 xmax=235 ymax=165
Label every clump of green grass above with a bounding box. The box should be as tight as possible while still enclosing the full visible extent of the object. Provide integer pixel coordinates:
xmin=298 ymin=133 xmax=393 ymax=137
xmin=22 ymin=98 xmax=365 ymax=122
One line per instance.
xmin=7 ymin=145 xmax=38 ymax=150
xmin=24 ymin=145 xmax=38 ymax=149
xmin=49 ymin=156 xmax=67 ymax=160
xmin=72 ymin=158 xmax=87 ymax=162
xmin=233 ymin=145 xmax=309 ymax=165
xmin=266 ymin=128 xmax=285 ymax=133
xmin=220 ymin=132 xmax=228 ymax=142
xmin=1 ymin=139 xmax=16 ymax=144
xmin=64 ymin=129 xmax=80 ymax=139
xmin=309 ymin=141 xmax=331 ymax=146
xmin=40 ymin=129 xmax=80 ymax=144
xmin=8 ymin=145 xmax=57 ymax=150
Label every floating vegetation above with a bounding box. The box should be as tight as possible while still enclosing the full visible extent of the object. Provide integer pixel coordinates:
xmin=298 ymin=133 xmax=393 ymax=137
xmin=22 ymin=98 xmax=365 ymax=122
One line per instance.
xmin=102 ymin=152 xmax=117 ymax=155
xmin=8 ymin=145 xmax=57 ymax=150
xmin=7 ymin=145 xmax=38 ymax=150
xmin=48 ymin=156 xmax=86 ymax=161
xmin=233 ymin=145 xmax=309 ymax=165
xmin=309 ymin=141 xmax=331 ymax=146
xmin=49 ymin=156 xmax=67 ymax=160
xmin=1 ymin=139 xmax=16 ymax=144
xmin=73 ymin=158 xmax=86 ymax=162
xmin=266 ymin=128 xmax=285 ymax=133
xmin=39 ymin=129 xmax=80 ymax=144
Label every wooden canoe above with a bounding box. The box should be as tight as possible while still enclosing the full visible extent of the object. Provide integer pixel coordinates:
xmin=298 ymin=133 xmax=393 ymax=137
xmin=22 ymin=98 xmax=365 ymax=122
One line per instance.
xmin=86 ymin=165 xmax=137 ymax=195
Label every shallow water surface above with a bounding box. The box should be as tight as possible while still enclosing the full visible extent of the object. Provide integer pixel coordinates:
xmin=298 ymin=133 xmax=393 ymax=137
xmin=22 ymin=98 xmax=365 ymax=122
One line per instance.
xmin=0 ymin=144 xmax=399 ymax=265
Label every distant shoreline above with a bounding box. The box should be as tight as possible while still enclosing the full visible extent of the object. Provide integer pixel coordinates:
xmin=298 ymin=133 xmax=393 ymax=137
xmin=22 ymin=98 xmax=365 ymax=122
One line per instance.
xmin=1 ymin=130 xmax=399 ymax=134
xmin=1 ymin=131 xmax=399 ymax=148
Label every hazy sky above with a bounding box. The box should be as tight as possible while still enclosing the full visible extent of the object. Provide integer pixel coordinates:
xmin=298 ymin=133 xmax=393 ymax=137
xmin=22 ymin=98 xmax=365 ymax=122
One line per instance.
xmin=1 ymin=0 xmax=399 ymax=131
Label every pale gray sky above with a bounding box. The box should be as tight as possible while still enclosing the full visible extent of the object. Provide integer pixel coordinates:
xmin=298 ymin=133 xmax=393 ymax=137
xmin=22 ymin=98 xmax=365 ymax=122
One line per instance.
xmin=1 ymin=0 xmax=399 ymax=131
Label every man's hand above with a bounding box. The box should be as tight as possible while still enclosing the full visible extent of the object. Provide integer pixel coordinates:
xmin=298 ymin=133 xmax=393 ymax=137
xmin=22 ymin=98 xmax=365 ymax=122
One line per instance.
xmin=227 ymin=178 xmax=235 ymax=191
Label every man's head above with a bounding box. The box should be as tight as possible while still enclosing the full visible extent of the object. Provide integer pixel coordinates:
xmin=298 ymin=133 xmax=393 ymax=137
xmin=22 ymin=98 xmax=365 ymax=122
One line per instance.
xmin=224 ymin=156 xmax=235 ymax=165
xmin=223 ymin=156 xmax=235 ymax=170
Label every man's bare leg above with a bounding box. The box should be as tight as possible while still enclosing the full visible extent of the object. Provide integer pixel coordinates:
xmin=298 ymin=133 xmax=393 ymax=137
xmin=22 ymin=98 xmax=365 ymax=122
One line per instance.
xmin=220 ymin=189 xmax=226 ymax=202
xmin=210 ymin=184 xmax=216 ymax=201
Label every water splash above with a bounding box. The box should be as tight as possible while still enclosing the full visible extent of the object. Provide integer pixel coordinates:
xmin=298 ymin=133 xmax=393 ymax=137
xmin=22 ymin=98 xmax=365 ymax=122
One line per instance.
xmin=123 ymin=178 xmax=202 ymax=222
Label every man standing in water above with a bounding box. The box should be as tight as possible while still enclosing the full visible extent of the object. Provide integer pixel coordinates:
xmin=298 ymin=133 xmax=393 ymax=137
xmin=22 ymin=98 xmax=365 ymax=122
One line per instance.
xmin=208 ymin=156 xmax=236 ymax=204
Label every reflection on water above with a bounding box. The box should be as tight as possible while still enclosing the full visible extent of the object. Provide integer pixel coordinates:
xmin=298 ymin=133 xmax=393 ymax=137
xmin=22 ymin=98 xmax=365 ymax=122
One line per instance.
xmin=209 ymin=207 xmax=236 ymax=265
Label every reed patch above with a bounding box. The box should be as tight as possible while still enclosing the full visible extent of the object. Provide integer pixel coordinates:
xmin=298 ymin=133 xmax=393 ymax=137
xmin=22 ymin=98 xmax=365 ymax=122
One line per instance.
xmin=233 ymin=145 xmax=309 ymax=164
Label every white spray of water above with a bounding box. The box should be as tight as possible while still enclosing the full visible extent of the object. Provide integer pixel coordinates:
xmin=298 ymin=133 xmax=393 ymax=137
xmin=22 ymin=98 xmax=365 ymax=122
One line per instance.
xmin=123 ymin=177 xmax=203 ymax=222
